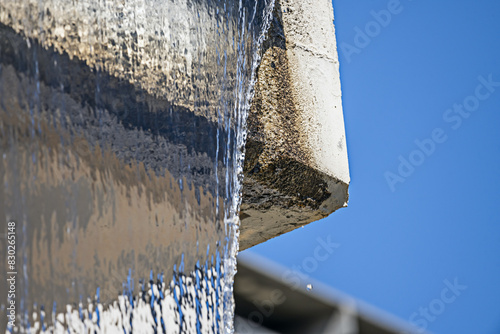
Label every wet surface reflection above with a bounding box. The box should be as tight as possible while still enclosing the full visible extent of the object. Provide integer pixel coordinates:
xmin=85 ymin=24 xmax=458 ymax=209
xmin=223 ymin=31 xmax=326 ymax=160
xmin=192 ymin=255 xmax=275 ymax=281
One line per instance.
xmin=0 ymin=0 xmax=274 ymax=332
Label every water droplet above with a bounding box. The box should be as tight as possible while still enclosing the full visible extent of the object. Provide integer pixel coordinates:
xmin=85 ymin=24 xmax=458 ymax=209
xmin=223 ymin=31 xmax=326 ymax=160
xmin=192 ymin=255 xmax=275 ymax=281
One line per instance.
xmin=306 ymin=284 xmax=313 ymax=291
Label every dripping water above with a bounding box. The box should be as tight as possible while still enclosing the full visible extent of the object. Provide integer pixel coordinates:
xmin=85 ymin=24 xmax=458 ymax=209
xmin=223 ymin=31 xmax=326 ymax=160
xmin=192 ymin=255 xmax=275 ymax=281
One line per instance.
xmin=0 ymin=0 xmax=275 ymax=333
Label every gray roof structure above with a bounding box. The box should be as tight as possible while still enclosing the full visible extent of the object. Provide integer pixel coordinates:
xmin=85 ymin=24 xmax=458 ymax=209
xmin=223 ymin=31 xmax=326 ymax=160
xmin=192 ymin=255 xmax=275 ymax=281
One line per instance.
xmin=234 ymin=253 xmax=424 ymax=334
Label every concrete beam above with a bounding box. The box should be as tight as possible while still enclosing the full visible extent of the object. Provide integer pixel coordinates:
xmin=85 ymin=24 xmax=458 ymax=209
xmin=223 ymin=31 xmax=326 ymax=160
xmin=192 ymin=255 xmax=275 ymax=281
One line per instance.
xmin=239 ymin=0 xmax=349 ymax=249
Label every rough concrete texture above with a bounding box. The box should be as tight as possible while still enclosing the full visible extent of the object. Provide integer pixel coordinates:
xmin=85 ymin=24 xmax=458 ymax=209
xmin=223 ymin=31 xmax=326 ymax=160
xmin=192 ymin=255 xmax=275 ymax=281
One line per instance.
xmin=239 ymin=0 xmax=349 ymax=250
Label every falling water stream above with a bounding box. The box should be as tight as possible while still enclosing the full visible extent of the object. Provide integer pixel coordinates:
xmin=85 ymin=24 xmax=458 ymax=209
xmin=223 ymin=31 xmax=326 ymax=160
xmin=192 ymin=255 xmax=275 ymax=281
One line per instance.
xmin=0 ymin=0 xmax=274 ymax=332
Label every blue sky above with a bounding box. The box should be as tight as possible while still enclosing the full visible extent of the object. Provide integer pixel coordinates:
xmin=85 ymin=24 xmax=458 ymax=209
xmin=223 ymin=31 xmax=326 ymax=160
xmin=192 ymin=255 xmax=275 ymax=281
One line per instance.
xmin=245 ymin=1 xmax=500 ymax=333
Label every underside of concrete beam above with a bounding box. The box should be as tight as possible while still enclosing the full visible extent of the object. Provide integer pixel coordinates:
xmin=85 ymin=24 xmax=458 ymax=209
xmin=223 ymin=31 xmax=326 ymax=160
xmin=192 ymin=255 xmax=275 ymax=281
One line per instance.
xmin=239 ymin=0 xmax=349 ymax=250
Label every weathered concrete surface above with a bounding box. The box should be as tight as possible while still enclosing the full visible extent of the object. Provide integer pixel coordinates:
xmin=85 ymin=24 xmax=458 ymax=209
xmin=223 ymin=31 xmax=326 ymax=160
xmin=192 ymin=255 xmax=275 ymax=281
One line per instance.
xmin=239 ymin=0 xmax=349 ymax=249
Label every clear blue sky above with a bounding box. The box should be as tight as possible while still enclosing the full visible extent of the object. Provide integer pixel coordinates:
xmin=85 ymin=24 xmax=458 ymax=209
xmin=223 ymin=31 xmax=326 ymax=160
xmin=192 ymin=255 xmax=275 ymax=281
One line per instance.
xmin=245 ymin=1 xmax=500 ymax=333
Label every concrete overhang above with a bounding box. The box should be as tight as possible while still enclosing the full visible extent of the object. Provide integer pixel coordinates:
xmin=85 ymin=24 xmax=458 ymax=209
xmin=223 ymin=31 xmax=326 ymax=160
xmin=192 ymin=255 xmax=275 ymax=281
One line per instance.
xmin=239 ymin=0 xmax=349 ymax=249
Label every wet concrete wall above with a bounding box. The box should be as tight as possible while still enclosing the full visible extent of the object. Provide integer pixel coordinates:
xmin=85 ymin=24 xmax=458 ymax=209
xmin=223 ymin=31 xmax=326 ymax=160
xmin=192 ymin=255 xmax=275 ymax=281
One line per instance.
xmin=0 ymin=0 xmax=274 ymax=331
xmin=0 ymin=20 xmax=225 ymax=310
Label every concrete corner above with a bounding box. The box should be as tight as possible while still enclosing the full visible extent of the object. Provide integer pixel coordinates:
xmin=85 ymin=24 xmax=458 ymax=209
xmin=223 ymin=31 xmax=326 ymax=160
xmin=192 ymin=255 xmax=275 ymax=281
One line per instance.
xmin=240 ymin=0 xmax=349 ymax=250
